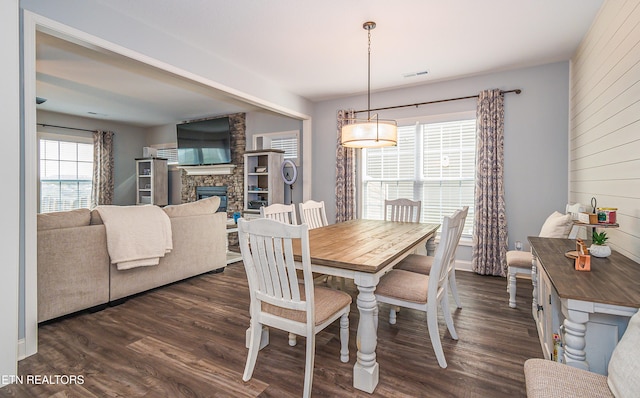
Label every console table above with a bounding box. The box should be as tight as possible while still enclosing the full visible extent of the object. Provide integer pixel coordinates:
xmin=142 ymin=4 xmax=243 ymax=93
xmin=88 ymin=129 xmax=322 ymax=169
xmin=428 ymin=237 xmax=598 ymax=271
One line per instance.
xmin=528 ymin=237 xmax=640 ymax=375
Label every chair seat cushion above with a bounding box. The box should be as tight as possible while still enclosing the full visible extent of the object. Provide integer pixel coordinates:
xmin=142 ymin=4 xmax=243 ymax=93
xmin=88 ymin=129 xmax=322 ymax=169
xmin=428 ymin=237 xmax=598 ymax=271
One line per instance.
xmin=375 ymin=270 xmax=429 ymax=304
xmin=524 ymin=358 xmax=612 ymax=398
xmin=506 ymin=250 xmax=533 ymax=268
xmin=263 ymin=286 xmax=351 ymax=326
xmin=395 ymin=254 xmax=434 ymax=275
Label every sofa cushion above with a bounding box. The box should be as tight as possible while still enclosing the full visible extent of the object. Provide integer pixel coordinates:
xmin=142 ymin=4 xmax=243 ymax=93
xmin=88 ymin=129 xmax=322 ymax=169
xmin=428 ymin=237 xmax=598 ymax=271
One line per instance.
xmin=37 ymin=208 xmax=91 ymax=231
xmin=607 ymin=310 xmax=640 ymax=398
xmin=539 ymin=211 xmax=572 ymax=238
xmin=163 ymin=196 xmax=220 ymax=218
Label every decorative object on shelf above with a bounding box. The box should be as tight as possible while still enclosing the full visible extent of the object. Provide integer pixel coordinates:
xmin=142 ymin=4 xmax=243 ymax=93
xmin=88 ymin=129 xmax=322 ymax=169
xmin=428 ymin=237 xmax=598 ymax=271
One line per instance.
xmin=597 ymin=207 xmax=617 ymax=224
xmin=255 ymin=166 xmax=267 ymax=173
xmin=340 ymin=21 xmax=397 ymax=148
xmin=575 ymin=239 xmax=591 ymax=271
xmin=590 ymin=231 xmax=611 ymax=258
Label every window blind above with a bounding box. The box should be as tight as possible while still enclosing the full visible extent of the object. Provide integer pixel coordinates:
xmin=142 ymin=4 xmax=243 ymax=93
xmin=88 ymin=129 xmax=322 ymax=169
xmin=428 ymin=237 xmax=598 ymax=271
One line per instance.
xmin=362 ymin=119 xmax=476 ymax=236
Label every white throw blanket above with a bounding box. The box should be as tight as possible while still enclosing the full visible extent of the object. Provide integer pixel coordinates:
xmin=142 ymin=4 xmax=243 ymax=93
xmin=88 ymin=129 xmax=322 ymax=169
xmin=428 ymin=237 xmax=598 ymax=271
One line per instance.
xmin=96 ymin=205 xmax=173 ymax=270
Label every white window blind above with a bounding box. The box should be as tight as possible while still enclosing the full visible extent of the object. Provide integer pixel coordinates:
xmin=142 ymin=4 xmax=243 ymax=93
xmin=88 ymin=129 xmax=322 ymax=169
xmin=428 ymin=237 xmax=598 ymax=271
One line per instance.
xmin=39 ymin=139 xmax=93 ymax=213
xmin=362 ymin=118 xmax=476 ymax=236
xmin=253 ymin=130 xmax=299 ymax=163
xmin=156 ymin=148 xmax=179 ymax=164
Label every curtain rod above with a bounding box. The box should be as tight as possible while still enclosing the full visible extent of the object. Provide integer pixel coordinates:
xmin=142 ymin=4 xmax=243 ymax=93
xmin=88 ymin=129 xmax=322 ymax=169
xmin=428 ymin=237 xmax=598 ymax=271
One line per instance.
xmin=354 ymin=88 xmax=522 ymax=114
xmin=37 ymin=123 xmax=96 ymax=133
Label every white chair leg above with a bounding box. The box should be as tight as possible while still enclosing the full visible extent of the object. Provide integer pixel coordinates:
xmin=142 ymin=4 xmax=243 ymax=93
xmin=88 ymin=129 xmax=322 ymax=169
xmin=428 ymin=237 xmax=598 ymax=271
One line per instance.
xmin=289 ymin=332 xmax=297 ymax=346
xmin=449 ymin=270 xmax=462 ymax=309
xmin=243 ymin=321 xmax=262 ymax=381
xmin=389 ymin=307 xmax=397 ymax=325
xmin=427 ymin=309 xmax=447 ymax=368
xmin=508 ymin=268 xmax=517 ymax=308
xmin=339 ymin=312 xmax=349 ymax=363
xmin=441 ymin=293 xmax=458 ymax=340
xmin=302 ymin=333 xmax=316 ymax=398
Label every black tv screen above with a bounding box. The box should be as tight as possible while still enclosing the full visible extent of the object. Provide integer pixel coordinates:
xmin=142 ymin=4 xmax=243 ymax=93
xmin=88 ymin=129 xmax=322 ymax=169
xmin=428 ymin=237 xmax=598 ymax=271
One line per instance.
xmin=177 ymin=117 xmax=231 ymax=166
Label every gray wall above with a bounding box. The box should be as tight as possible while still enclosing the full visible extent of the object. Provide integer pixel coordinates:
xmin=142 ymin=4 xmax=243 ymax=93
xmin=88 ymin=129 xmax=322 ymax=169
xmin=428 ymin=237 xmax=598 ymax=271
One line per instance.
xmin=37 ymin=111 xmax=147 ymax=205
xmin=312 ymin=62 xmax=570 ymax=259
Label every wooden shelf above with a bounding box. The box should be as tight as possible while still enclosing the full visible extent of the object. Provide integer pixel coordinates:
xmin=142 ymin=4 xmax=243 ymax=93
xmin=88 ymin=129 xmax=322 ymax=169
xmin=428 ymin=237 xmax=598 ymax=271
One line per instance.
xmin=573 ymin=222 xmax=619 ymax=228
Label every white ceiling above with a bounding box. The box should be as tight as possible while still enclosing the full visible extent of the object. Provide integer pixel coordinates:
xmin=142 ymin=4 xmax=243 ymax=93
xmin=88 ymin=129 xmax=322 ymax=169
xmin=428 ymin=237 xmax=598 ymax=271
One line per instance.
xmin=35 ymin=0 xmax=604 ymax=127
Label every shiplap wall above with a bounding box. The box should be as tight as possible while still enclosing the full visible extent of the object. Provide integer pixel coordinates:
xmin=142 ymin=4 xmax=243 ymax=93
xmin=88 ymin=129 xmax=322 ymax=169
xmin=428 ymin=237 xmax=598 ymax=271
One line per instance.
xmin=570 ymin=0 xmax=640 ymax=262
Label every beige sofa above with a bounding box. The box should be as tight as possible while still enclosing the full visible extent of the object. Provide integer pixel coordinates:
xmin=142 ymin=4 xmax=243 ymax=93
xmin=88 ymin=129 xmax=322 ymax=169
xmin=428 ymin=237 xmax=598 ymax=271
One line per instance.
xmin=37 ymin=197 xmax=227 ymax=322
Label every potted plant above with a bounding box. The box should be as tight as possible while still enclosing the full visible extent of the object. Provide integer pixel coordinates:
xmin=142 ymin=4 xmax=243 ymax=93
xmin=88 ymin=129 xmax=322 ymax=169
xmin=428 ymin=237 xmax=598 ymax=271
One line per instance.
xmin=590 ymin=231 xmax=611 ymax=258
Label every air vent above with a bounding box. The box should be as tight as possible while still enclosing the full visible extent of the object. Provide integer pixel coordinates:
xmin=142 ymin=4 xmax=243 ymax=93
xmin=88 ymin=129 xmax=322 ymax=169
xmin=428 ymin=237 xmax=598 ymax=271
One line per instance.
xmin=403 ymin=70 xmax=429 ymax=78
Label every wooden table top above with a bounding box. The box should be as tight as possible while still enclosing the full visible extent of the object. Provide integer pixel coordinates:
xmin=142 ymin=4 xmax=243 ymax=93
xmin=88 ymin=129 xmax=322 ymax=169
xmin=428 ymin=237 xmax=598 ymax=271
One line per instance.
xmin=292 ymin=219 xmax=440 ymax=274
xmin=529 ymin=237 xmax=640 ymax=308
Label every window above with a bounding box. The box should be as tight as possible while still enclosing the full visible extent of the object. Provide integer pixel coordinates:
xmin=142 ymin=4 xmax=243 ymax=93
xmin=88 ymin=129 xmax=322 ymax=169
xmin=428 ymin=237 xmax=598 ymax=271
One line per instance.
xmin=362 ymin=116 xmax=476 ymax=237
xmin=253 ymin=130 xmax=299 ymax=164
xmin=156 ymin=148 xmax=179 ymax=164
xmin=39 ymin=138 xmax=93 ymax=213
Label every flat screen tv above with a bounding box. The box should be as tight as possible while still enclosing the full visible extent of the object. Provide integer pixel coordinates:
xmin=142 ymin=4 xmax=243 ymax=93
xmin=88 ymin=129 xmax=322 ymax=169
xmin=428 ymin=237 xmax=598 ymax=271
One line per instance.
xmin=176 ymin=117 xmax=232 ymax=166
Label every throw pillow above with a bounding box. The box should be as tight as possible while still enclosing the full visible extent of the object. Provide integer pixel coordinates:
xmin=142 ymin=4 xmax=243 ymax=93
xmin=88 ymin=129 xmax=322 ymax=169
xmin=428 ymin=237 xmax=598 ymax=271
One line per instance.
xmin=37 ymin=208 xmax=91 ymax=231
xmin=607 ymin=310 xmax=640 ymax=398
xmin=538 ymin=211 xmax=572 ymax=238
xmin=163 ymin=196 xmax=221 ymax=218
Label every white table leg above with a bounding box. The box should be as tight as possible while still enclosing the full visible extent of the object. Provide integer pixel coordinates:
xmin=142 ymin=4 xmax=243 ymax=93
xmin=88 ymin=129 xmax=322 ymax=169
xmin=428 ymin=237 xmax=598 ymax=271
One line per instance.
xmin=563 ymin=309 xmax=589 ymax=371
xmin=425 ymin=237 xmax=437 ymax=256
xmin=353 ymin=272 xmax=379 ymax=393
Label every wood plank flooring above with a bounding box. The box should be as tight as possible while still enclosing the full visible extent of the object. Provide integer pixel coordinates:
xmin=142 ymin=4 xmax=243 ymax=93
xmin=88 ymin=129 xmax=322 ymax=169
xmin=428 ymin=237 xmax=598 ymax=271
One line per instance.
xmin=0 ymin=264 xmax=542 ymax=397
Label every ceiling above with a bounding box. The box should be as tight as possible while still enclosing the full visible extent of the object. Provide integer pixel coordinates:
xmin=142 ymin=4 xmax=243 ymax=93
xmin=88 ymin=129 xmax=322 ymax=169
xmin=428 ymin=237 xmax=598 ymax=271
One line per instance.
xmin=35 ymin=0 xmax=604 ymax=127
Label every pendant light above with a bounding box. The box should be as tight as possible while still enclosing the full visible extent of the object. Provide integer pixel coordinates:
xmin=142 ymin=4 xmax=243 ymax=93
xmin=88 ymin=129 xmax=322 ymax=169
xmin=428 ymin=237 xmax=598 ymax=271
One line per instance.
xmin=341 ymin=21 xmax=397 ymax=148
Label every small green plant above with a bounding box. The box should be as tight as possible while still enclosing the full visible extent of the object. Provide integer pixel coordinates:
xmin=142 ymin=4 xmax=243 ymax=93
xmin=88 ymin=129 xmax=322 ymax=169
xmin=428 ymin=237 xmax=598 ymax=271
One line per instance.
xmin=592 ymin=231 xmax=608 ymax=245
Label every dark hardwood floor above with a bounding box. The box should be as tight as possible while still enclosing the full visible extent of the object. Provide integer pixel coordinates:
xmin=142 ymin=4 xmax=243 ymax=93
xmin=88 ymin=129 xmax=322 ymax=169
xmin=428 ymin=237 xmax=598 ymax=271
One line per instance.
xmin=0 ymin=263 xmax=541 ymax=398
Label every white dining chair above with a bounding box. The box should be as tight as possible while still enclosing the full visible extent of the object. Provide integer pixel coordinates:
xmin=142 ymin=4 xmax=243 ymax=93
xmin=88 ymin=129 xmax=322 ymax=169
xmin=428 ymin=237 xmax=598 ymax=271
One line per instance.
xmin=375 ymin=208 xmax=466 ymax=368
xmin=260 ymin=203 xmax=298 ymax=225
xmin=384 ymin=198 xmax=422 ymax=223
xmin=238 ymin=218 xmax=351 ymax=398
xmin=395 ymin=206 xmax=469 ymax=309
xmin=299 ymin=200 xmax=328 ymax=230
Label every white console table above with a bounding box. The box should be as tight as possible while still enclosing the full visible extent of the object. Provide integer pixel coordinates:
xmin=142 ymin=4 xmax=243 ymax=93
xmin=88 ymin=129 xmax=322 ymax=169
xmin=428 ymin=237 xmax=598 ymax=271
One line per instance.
xmin=529 ymin=237 xmax=640 ymax=375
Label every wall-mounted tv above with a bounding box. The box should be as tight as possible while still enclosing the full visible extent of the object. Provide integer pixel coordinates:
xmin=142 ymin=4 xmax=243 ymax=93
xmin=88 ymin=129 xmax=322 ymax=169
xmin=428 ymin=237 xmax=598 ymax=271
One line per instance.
xmin=176 ymin=117 xmax=232 ymax=166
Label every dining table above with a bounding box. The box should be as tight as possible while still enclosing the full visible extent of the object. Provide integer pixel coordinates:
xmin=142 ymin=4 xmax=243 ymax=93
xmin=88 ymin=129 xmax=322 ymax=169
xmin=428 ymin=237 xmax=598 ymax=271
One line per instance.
xmin=291 ymin=218 xmax=440 ymax=393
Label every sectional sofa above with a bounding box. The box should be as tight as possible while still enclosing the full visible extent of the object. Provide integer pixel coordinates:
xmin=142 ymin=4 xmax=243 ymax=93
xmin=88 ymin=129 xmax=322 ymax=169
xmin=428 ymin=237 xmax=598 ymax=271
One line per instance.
xmin=36 ymin=197 xmax=227 ymax=322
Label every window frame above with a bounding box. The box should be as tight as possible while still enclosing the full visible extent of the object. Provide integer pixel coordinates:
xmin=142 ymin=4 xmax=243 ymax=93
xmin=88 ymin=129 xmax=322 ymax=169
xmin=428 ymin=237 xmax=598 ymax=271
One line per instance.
xmin=359 ymin=111 xmax=476 ymax=238
xmin=253 ymin=130 xmax=300 ymax=165
xmin=37 ymin=132 xmax=94 ymax=213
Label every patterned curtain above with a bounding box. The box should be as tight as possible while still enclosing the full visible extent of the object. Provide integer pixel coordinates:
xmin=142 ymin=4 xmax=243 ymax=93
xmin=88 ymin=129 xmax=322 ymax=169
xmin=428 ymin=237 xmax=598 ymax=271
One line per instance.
xmin=91 ymin=130 xmax=115 ymax=207
xmin=335 ymin=109 xmax=357 ymax=222
xmin=472 ymin=89 xmax=508 ymax=276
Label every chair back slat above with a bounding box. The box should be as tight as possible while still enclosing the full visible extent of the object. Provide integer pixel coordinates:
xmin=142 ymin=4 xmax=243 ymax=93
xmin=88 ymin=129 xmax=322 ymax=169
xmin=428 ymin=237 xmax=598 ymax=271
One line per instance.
xmin=428 ymin=209 xmax=466 ymax=302
xmin=260 ymin=203 xmax=298 ymax=225
xmin=239 ymin=218 xmax=311 ymax=313
xmin=384 ymin=199 xmax=422 ymax=222
xmin=299 ymin=200 xmax=328 ymax=229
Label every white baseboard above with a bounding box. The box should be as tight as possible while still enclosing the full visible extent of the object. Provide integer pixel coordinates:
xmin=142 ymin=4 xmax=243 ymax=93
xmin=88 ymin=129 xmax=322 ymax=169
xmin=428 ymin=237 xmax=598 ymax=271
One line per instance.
xmin=454 ymin=259 xmax=473 ymax=272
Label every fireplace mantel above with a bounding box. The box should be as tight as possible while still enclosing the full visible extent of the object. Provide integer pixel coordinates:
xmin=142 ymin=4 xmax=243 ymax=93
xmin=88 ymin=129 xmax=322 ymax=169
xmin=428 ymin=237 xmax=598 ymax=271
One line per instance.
xmin=178 ymin=164 xmax=237 ymax=176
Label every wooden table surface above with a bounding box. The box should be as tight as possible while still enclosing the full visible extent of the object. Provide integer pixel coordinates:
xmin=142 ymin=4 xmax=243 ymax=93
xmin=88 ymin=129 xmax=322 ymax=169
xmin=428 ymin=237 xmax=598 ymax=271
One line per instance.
xmin=292 ymin=219 xmax=440 ymax=273
xmin=529 ymin=237 xmax=640 ymax=308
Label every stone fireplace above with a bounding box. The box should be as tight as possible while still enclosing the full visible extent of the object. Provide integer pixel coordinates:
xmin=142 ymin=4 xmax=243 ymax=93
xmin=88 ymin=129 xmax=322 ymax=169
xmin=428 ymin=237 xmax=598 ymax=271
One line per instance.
xmin=180 ymin=113 xmax=246 ymax=217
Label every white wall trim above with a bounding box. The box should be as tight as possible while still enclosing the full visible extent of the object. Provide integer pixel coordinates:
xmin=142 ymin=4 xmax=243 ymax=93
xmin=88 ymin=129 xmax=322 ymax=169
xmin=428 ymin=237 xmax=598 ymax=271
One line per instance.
xmin=455 ymin=259 xmax=473 ymax=273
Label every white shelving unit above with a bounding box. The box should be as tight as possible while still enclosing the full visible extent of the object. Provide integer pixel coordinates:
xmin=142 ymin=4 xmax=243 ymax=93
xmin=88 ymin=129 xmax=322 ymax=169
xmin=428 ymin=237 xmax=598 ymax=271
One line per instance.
xmin=136 ymin=158 xmax=168 ymax=206
xmin=243 ymin=149 xmax=285 ymax=215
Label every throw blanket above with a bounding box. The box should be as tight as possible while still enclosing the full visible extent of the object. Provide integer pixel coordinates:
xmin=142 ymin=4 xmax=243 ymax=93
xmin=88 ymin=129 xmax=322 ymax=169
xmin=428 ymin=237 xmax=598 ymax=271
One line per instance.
xmin=96 ymin=205 xmax=173 ymax=270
